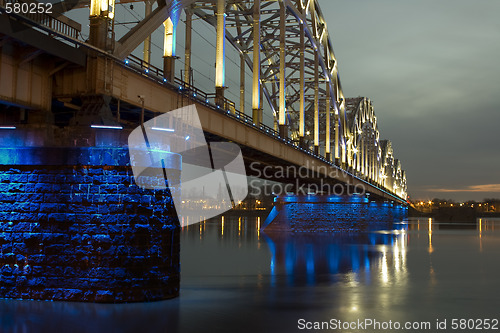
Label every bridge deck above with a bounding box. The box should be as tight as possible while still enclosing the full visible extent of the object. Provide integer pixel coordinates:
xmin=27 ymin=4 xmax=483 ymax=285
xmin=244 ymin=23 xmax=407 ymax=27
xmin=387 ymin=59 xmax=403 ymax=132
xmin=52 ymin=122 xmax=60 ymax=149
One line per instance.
xmin=51 ymin=54 xmax=405 ymax=204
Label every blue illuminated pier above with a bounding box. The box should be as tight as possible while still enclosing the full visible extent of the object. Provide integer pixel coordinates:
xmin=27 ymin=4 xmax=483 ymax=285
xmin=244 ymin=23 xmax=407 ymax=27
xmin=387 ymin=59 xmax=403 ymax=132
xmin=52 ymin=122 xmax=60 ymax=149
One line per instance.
xmin=0 ymin=147 xmax=181 ymax=302
xmin=263 ymin=194 xmax=407 ymax=232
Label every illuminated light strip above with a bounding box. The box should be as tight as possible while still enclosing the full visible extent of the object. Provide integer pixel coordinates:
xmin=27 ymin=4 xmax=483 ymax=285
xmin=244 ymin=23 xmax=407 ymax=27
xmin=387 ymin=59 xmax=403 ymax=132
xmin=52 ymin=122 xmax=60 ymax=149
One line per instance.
xmin=91 ymin=125 xmax=123 ymax=130
xmin=0 ymin=126 xmax=16 ymax=130
xmin=151 ymin=127 xmax=175 ymax=132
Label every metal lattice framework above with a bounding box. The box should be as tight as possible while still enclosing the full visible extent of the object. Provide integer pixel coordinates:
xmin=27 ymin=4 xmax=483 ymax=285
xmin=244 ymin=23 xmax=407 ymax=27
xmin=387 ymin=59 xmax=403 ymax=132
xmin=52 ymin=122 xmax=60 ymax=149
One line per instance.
xmin=46 ymin=0 xmax=407 ymax=199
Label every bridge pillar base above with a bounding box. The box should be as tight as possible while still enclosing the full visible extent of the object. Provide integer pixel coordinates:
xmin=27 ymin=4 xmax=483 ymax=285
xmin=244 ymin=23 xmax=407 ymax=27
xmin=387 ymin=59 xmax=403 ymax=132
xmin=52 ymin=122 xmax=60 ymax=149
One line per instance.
xmin=216 ymin=86 xmax=226 ymax=110
xmin=252 ymin=108 xmax=262 ymax=125
xmin=89 ymin=17 xmax=113 ymax=51
xmin=262 ymin=195 xmax=408 ymax=232
xmin=279 ymin=125 xmax=288 ymax=138
xmin=163 ymin=56 xmax=176 ymax=82
xmin=0 ymin=144 xmax=181 ymax=303
xmin=326 ymin=152 xmax=331 ymax=161
xmin=298 ymin=136 xmax=306 ymax=149
xmin=314 ymin=145 xmax=319 ymax=155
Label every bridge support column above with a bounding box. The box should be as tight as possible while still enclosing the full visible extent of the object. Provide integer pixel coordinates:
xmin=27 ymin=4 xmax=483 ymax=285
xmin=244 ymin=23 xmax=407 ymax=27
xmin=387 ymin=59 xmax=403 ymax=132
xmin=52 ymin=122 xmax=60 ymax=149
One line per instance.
xmin=0 ymin=147 xmax=181 ymax=302
xmin=334 ymin=113 xmax=340 ymax=165
xmin=325 ymin=81 xmax=331 ymax=161
xmin=184 ymin=7 xmax=193 ymax=84
xmin=263 ymin=195 xmax=408 ymax=232
xmin=216 ymin=87 xmax=226 ymax=110
xmin=368 ymin=144 xmax=372 ymax=181
xmin=88 ymin=0 xmax=115 ymax=51
xmin=359 ymin=138 xmax=363 ymax=176
xmin=278 ymin=1 xmax=286 ymax=137
xmin=252 ymin=108 xmax=262 ymax=125
xmin=89 ymin=17 xmax=108 ymax=50
xmin=363 ymin=140 xmax=368 ymax=177
xmin=252 ymin=0 xmax=261 ymax=125
xmin=215 ymin=0 xmax=226 ymax=109
xmin=163 ymin=18 xmax=176 ymax=82
xmin=313 ymin=49 xmax=319 ymax=154
xmin=371 ymin=145 xmax=375 ymax=182
xmin=163 ymin=56 xmax=175 ymax=82
xmin=299 ymin=136 xmax=306 ymax=149
xmin=240 ymin=54 xmax=245 ymax=114
xmin=279 ymin=124 xmax=288 ymax=138
xmin=298 ymin=19 xmax=305 ymax=147
xmin=143 ymin=0 xmax=153 ymax=64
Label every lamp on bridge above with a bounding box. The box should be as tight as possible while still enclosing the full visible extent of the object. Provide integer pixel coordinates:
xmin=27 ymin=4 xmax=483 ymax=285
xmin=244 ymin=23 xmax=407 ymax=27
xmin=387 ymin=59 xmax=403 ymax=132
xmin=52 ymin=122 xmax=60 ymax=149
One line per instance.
xmin=163 ymin=18 xmax=176 ymax=82
xmin=215 ymin=0 xmax=226 ymax=110
xmin=88 ymin=0 xmax=115 ymax=51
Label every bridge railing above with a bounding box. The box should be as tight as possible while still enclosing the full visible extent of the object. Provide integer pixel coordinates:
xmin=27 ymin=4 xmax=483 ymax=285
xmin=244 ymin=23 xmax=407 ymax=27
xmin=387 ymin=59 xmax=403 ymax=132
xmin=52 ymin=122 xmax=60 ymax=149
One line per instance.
xmin=124 ymin=54 xmax=292 ymax=143
xmin=0 ymin=0 xmax=81 ymax=39
xmin=122 ymin=55 xmax=340 ymax=170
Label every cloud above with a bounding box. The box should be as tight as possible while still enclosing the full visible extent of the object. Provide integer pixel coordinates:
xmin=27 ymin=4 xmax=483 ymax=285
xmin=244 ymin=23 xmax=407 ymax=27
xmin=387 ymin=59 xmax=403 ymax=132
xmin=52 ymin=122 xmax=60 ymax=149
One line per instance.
xmin=428 ymin=184 xmax=500 ymax=193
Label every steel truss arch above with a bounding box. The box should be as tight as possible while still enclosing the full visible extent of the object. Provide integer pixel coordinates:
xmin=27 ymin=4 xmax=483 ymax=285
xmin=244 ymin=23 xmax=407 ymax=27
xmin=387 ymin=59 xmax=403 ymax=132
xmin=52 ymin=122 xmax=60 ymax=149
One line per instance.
xmin=183 ymin=1 xmax=347 ymax=154
xmin=62 ymin=0 xmax=407 ymax=199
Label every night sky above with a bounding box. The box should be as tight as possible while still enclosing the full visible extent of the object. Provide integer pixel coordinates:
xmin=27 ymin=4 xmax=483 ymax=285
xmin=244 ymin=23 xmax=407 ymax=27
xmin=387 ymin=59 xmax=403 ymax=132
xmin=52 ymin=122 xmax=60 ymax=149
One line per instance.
xmin=319 ymin=0 xmax=500 ymax=201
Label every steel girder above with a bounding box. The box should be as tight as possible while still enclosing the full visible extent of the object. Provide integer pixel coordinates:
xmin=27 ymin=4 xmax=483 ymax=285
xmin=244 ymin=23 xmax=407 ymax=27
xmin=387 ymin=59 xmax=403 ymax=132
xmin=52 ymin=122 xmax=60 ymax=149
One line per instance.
xmin=184 ymin=1 xmax=347 ymax=153
xmin=345 ymin=97 xmax=407 ymax=198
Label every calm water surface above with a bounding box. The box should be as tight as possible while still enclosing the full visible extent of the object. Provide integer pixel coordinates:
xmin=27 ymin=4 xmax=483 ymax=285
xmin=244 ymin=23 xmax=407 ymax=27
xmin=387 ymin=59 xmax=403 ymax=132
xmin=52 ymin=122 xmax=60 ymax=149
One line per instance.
xmin=2 ymin=215 xmax=500 ymax=332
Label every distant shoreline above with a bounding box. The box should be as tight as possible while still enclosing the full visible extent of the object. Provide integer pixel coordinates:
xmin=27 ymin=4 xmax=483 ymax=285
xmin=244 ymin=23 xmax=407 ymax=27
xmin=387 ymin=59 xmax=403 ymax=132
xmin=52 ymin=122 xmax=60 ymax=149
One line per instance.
xmin=409 ymin=207 xmax=500 ymax=218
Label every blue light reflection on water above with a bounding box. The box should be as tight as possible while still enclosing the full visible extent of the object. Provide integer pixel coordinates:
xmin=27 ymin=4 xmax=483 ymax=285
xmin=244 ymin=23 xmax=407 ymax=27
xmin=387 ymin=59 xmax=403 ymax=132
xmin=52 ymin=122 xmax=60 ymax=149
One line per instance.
xmin=2 ymin=207 xmax=500 ymax=333
xmin=262 ymin=220 xmax=408 ymax=287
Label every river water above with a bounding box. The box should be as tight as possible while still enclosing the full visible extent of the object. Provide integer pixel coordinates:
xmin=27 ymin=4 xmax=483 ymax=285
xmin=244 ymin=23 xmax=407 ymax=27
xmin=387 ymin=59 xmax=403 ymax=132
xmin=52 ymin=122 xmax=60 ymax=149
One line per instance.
xmin=2 ymin=214 xmax=500 ymax=332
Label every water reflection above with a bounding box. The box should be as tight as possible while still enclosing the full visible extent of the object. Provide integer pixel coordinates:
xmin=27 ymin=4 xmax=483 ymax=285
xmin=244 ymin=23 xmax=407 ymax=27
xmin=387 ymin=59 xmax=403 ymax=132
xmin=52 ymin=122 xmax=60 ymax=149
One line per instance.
xmin=3 ymin=215 xmax=500 ymax=333
xmin=263 ymin=227 xmax=409 ymax=287
xmin=182 ymin=213 xmax=411 ymax=290
xmin=0 ymin=298 xmax=179 ymax=333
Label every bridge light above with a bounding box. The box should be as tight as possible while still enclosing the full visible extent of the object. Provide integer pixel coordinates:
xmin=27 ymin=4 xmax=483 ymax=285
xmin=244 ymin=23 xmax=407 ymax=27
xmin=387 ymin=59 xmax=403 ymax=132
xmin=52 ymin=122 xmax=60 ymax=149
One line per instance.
xmin=163 ymin=18 xmax=176 ymax=57
xmin=91 ymin=125 xmax=123 ymax=130
xmin=151 ymin=127 xmax=175 ymax=132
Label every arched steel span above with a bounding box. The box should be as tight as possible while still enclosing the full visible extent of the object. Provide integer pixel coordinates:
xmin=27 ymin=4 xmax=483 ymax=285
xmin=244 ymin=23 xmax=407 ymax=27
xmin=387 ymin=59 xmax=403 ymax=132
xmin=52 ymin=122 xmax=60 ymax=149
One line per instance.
xmin=380 ymin=140 xmax=408 ymax=199
xmin=54 ymin=0 xmax=348 ymax=151
xmin=50 ymin=0 xmax=407 ymax=199
xmin=185 ymin=1 xmax=346 ymax=154
xmin=344 ymin=97 xmax=406 ymax=198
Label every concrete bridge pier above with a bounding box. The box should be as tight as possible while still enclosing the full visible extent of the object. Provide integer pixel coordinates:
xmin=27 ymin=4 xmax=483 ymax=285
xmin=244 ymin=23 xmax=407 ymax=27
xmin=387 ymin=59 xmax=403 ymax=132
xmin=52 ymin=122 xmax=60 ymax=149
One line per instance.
xmin=0 ymin=140 xmax=182 ymax=302
xmin=262 ymin=194 xmax=408 ymax=233
xmin=0 ymin=27 xmax=182 ymax=302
